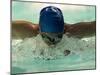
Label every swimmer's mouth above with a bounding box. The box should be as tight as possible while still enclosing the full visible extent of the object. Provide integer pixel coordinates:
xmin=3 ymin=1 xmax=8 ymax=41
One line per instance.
xmin=42 ymin=36 xmax=62 ymax=46
xmin=44 ymin=37 xmax=62 ymax=46
xmin=41 ymin=33 xmax=63 ymax=46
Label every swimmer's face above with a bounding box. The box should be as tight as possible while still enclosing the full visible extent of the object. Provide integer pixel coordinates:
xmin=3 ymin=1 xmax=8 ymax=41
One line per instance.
xmin=40 ymin=33 xmax=63 ymax=46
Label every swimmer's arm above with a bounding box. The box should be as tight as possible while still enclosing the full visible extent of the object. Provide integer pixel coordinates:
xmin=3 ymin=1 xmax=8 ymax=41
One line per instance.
xmin=12 ymin=20 xmax=96 ymax=39
xmin=64 ymin=21 xmax=96 ymax=38
xmin=12 ymin=20 xmax=39 ymax=39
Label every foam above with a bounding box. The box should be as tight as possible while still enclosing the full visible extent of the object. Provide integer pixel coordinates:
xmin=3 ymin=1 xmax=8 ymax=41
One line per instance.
xmin=12 ymin=34 xmax=95 ymax=61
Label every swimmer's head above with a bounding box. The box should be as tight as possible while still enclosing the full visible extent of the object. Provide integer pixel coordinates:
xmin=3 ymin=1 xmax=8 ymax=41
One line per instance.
xmin=39 ymin=6 xmax=64 ymax=46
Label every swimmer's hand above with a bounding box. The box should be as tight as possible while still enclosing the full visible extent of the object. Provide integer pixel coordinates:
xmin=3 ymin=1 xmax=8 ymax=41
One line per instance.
xmin=64 ymin=21 xmax=96 ymax=38
xmin=12 ymin=20 xmax=39 ymax=39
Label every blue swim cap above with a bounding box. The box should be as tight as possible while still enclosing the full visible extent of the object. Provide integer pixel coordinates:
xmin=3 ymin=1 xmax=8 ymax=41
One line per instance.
xmin=39 ymin=6 xmax=64 ymax=33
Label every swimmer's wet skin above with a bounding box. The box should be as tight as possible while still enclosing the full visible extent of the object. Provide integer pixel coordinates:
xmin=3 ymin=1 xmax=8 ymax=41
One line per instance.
xmin=12 ymin=20 xmax=39 ymax=39
xmin=64 ymin=21 xmax=96 ymax=38
xmin=12 ymin=20 xmax=96 ymax=39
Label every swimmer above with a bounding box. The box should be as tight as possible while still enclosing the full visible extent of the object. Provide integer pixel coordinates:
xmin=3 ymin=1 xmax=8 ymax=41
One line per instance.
xmin=12 ymin=6 xmax=96 ymax=46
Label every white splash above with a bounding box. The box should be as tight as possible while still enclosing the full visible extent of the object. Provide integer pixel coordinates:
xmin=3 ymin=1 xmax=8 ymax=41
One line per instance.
xmin=12 ymin=34 xmax=95 ymax=61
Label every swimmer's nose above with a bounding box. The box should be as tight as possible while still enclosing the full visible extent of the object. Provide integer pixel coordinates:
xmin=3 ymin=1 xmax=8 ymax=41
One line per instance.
xmin=50 ymin=38 xmax=55 ymax=43
xmin=49 ymin=38 xmax=57 ymax=44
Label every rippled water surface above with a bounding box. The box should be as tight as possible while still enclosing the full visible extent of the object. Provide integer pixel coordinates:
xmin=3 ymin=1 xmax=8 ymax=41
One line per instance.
xmin=12 ymin=1 xmax=96 ymax=74
xmin=12 ymin=34 xmax=96 ymax=74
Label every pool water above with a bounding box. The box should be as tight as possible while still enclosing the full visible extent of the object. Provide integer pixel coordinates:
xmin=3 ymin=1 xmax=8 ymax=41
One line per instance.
xmin=12 ymin=1 xmax=96 ymax=74
xmin=12 ymin=34 xmax=96 ymax=74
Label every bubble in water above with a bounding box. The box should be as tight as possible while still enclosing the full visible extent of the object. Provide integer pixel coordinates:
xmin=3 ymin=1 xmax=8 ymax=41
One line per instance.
xmin=12 ymin=34 xmax=95 ymax=61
